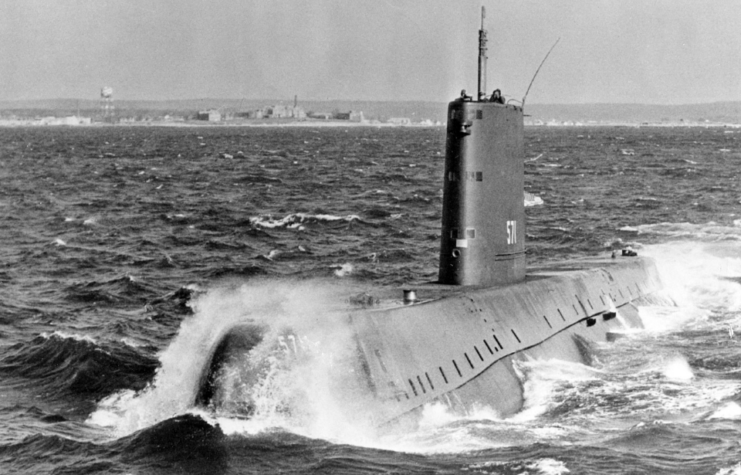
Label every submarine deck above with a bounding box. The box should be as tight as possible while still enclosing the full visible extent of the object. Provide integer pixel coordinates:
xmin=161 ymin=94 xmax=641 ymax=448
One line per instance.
xmin=348 ymin=253 xmax=664 ymax=424
xmin=350 ymin=253 xmax=652 ymax=308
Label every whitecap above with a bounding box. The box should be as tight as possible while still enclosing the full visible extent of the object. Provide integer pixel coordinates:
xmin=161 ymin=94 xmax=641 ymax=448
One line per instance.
xmin=512 ymin=358 xmax=601 ymax=422
xmin=41 ymin=330 xmax=96 ymax=344
xmin=332 ymin=263 xmax=353 ymax=277
xmin=524 ymin=192 xmax=544 ymax=207
xmin=661 ymin=354 xmax=694 ymax=381
xmin=529 ymin=458 xmax=571 ymax=475
xmin=465 ymin=458 xmax=570 ymax=475
xmin=708 ymin=402 xmax=741 ymax=420
xmin=716 ymin=462 xmax=741 ymax=475
xmin=121 ymin=337 xmax=145 ymax=348
xmin=250 ymin=213 xmax=360 ymax=229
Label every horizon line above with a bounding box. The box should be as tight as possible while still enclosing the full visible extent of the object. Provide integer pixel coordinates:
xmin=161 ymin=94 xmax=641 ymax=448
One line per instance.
xmin=1 ymin=98 xmax=740 ymax=108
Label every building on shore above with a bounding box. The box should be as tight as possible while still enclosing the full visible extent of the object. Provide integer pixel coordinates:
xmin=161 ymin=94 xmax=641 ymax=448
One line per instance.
xmin=388 ymin=117 xmax=411 ymax=126
xmin=334 ymin=110 xmax=364 ymax=122
xmin=307 ymin=111 xmax=333 ymax=120
xmin=266 ymin=105 xmax=306 ymax=119
xmin=197 ymin=110 xmax=221 ymax=121
xmin=239 ymin=105 xmax=306 ymax=119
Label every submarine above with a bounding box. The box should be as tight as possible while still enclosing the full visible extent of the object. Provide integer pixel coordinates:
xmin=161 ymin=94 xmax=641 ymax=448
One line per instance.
xmin=195 ymin=8 xmax=665 ymax=425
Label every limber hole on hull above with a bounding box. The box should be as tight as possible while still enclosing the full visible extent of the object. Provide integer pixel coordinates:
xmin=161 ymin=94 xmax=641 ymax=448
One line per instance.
xmin=484 ymin=339 xmax=494 ymax=354
xmin=408 ymin=378 xmax=418 ymax=397
xmin=464 ymin=352 xmax=474 ymax=369
xmin=426 ymin=372 xmax=435 ymax=390
xmin=416 ymin=375 xmax=427 ymax=394
xmin=453 ymin=359 xmax=462 ymax=377
xmin=492 ymin=333 xmax=503 ymax=350
xmin=439 ymin=366 xmax=449 ymax=384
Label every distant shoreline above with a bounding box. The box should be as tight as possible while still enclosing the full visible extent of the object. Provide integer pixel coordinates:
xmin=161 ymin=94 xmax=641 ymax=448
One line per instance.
xmin=1 ymin=121 xmax=739 ymax=129
xmin=3 ymin=99 xmax=740 ymax=126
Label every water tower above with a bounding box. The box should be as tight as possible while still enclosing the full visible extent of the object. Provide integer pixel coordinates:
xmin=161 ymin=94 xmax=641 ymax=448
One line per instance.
xmin=100 ymin=86 xmax=114 ymax=121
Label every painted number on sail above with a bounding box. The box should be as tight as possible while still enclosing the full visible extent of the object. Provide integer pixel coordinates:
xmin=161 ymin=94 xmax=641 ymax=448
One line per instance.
xmin=507 ymin=220 xmax=517 ymax=245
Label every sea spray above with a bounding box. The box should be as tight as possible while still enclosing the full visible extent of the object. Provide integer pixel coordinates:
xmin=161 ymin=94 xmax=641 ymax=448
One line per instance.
xmin=642 ymin=238 xmax=741 ymax=311
xmin=89 ymin=279 xmax=381 ymax=443
xmin=512 ymin=359 xmax=601 ymax=422
xmin=661 ymin=354 xmax=694 ymax=381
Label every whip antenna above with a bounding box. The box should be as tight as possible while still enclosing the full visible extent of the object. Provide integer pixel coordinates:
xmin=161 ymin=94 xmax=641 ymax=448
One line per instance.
xmin=477 ymin=6 xmax=488 ymax=101
xmin=522 ymin=37 xmax=560 ymax=106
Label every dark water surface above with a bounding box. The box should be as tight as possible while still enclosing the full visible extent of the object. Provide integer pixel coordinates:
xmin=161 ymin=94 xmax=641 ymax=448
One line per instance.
xmin=1 ymin=124 xmax=741 ymax=474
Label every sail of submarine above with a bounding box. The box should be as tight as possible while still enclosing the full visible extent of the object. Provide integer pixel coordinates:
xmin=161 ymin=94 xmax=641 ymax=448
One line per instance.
xmin=196 ymin=7 xmax=666 ymax=424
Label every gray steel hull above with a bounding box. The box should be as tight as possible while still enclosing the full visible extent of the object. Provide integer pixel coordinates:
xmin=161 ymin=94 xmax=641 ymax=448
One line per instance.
xmin=350 ymin=256 xmax=664 ymax=425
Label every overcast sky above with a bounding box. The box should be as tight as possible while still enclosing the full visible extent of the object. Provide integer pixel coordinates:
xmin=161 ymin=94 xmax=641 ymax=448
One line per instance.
xmin=1 ymin=0 xmax=739 ymax=104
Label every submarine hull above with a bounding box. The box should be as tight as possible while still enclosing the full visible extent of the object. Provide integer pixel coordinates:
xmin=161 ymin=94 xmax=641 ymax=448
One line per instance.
xmin=350 ymin=255 xmax=664 ymax=423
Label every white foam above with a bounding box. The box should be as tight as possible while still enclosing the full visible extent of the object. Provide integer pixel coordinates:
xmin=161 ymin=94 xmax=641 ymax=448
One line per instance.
xmin=530 ymin=458 xmax=571 ymax=474
xmin=635 ymin=222 xmax=741 ymax=241
xmin=250 ymin=213 xmax=360 ymax=230
xmin=643 ymin=241 xmax=741 ymax=314
xmin=513 ymin=359 xmax=600 ymax=422
xmin=121 ymin=337 xmax=145 ymax=348
xmin=466 ymin=458 xmax=570 ymax=475
xmin=524 ymin=192 xmax=544 ymax=207
xmin=717 ymin=462 xmax=741 ymax=475
xmin=417 ymin=402 xmax=460 ymax=429
xmin=661 ymin=354 xmax=694 ymax=381
xmin=88 ymin=279 xmax=381 ymax=445
xmin=332 ymin=263 xmax=353 ymax=277
xmin=637 ymin=305 xmax=706 ymax=334
xmin=708 ymin=402 xmax=741 ymax=420
xmin=41 ymin=330 xmax=96 ymax=344
xmin=416 ymin=401 xmax=501 ymax=430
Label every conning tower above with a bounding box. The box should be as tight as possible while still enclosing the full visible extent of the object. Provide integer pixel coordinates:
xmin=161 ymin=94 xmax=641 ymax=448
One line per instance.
xmin=438 ymin=7 xmax=526 ymax=286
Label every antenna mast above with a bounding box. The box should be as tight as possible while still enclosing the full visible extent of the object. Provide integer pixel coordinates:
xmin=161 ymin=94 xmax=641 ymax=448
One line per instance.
xmin=477 ymin=6 xmax=487 ymax=101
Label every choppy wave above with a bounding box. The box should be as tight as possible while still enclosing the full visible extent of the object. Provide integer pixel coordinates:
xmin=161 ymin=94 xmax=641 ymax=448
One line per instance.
xmin=0 ymin=331 xmax=158 ymax=401
xmin=249 ymin=212 xmax=362 ymax=230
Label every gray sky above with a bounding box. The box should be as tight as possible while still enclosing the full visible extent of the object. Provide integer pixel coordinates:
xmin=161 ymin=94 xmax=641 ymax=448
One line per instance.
xmin=1 ymin=0 xmax=739 ymax=104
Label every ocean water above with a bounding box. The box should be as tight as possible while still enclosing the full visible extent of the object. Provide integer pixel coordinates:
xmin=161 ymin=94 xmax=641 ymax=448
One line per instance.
xmin=1 ymin=124 xmax=740 ymax=474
